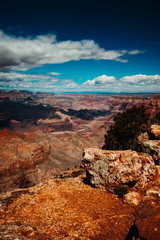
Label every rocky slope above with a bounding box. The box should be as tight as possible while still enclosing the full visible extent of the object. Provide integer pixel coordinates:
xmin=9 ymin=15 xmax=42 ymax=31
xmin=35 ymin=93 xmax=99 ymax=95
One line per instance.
xmin=0 ymin=126 xmax=160 ymax=239
xmin=82 ymin=147 xmax=160 ymax=240
xmin=0 ymin=176 xmax=135 ymax=240
xmin=0 ymin=154 xmax=159 ymax=240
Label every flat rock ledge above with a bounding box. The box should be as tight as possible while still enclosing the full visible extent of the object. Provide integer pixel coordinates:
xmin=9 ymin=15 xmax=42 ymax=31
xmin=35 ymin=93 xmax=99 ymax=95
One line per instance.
xmin=82 ymin=148 xmax=157 ymax=191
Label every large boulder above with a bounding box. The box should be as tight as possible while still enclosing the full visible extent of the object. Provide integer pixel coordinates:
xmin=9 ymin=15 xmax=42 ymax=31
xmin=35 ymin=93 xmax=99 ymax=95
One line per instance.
xmin=82 ymin=148 xmax=157 ymax=191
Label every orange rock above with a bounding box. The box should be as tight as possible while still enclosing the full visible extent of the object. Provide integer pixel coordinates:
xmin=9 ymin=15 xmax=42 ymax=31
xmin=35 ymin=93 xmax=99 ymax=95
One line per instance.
xmin=0 ymin=177 xmax=135 ymax=240
xmin=150 ymin=124 xmax=160 ymax=139
xmin=135 ymin=193 xmax=160 ymax=240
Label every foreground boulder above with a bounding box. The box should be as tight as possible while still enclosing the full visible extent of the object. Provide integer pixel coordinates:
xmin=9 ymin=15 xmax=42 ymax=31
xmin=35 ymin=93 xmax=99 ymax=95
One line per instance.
xmin=82 ymin=148 xmax=157 ymax=191
xmin=0 ymin=177 xmax=135 ymax=240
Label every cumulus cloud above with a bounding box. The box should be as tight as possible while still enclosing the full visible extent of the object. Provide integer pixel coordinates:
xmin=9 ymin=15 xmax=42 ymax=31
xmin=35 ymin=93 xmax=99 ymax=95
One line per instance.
xmin=81 ymin=74 xmax=160 ymax=93
xmin=0 ymin=30 xmax=143 ymax=71
xmin=120 ymin=74 xmax=160 ymax=85
xmin=83 ymin=75 xmax=116 ymax=86
xmin=1 ymin=71 xmax=159 ymax=93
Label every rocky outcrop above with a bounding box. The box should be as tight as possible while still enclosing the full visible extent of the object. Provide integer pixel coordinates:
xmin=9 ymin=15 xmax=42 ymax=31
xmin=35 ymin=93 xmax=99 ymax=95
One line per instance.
xmin=150 ymin=124 xmax=160 ymax=139
xmin=0 ymin=177 xmax=135 ymax=240
xmin=82 ymin=148 xmax=157 ymax=191
xmin=138 ymin=125 xmax=160 ymax=165
xmin=82 ymin=148 xmax=160 ymax=239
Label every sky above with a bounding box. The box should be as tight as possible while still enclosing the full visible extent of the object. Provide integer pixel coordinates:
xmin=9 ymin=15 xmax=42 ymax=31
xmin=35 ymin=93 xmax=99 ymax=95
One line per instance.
xmin=0 ymin=0 xmax=160 ymax=93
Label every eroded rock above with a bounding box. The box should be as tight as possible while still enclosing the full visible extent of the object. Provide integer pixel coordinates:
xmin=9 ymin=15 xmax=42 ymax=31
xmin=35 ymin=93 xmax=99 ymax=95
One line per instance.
xmin=150 ymin=124 xmax=160 ymax=139
xmin=82 ymin=148 xmax=157 ymax=191
xmin=123 ymin=191 xmax=142 ymax=206
xmin=138 ymin=132 xmax=160 ymax=165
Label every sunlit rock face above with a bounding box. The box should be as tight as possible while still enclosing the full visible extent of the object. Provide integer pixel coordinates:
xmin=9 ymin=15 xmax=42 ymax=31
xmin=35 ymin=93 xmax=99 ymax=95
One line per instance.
xmin=150 ymin=124 xmax=160 ymax=139
xmin=82 ymin=148 xmax=157 ymax=191
xmin=138 ymin=125 xmax=160 ymax=165
xmin=123 ymin=191 xmax=142 ymax=206
xmin=0 ymin=177 xmax=135 ymax=240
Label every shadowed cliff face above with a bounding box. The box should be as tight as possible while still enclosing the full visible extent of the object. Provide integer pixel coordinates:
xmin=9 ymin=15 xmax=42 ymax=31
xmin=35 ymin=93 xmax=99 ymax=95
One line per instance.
xmin=0 ymin=97 xmax=59 ymax=129
xmin=1 ymin=91 xmax=160 ymax=134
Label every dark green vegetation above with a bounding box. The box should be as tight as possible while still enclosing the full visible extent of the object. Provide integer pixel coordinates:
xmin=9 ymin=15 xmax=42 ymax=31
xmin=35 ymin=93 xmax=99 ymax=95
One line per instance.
xmin=152 ymin=111 xmax=160 ymax=125
xmin=103 ymin=105 xmax=149 ymax=151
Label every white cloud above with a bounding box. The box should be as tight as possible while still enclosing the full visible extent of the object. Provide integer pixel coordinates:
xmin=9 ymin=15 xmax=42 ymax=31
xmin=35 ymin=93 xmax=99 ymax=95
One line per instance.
xmin=0 ymin=71 xmax=72 ymax=92
xmin=0 ymin=72 xmax=58 ymax=82
xmin=1 ymin=71 xmax=160 ymax=93
xmin=128 ymin=50 xmax=144 ymax=55
xmin=83 ymin=75 xmax=117 ymax=86
xmin=66 ymin=82 xmax=79 ymax=88
xmin=81 ymin=74 xmax=160 ymax=93
xmin=0 ymin=30 xmax=143 ymax=71
xmin=120 ymin=74 xmax=160 ymax=85
xmin=48 ymin=72 xmax=61 ymax=75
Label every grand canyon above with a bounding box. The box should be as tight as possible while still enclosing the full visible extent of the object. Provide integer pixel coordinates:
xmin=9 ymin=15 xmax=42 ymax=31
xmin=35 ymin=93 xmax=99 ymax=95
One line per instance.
xmin=0 ymin=90 xmax=160 ymax=239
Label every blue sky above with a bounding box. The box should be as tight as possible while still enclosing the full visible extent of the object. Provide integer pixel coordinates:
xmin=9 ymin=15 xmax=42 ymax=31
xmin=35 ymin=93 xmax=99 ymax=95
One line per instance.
xmin=0 ymin=0 xmax=160 ymax=93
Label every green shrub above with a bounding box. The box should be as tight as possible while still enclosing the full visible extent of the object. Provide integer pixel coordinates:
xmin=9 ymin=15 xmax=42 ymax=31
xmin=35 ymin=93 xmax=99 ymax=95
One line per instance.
xmin=102 ymin=105 xmax=149 ymax=151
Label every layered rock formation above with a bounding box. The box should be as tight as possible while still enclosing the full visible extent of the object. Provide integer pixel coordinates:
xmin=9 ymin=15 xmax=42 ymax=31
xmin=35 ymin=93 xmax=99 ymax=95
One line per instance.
xmin=0 ymin=129 xmax=50 ymax=192
xmin=0 ymin=127 xmax=108 ymax=193
xmin=82 ymin=148 xmax=157 ymax=191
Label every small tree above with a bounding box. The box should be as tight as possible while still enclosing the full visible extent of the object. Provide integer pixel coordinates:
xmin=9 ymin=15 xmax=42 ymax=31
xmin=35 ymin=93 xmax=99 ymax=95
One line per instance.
xmin=102 ymin=105 xmax=149 ymax=151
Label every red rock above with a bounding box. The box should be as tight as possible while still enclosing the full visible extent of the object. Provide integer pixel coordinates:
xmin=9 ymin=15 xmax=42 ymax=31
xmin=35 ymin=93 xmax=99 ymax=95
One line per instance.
xmin=0 ymin=177 xmax=135 ymax=240
xmin=135 ymin=193 xmax=160 ymax=240
xmin=0 ymin=129 xmax=50 ymax=192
